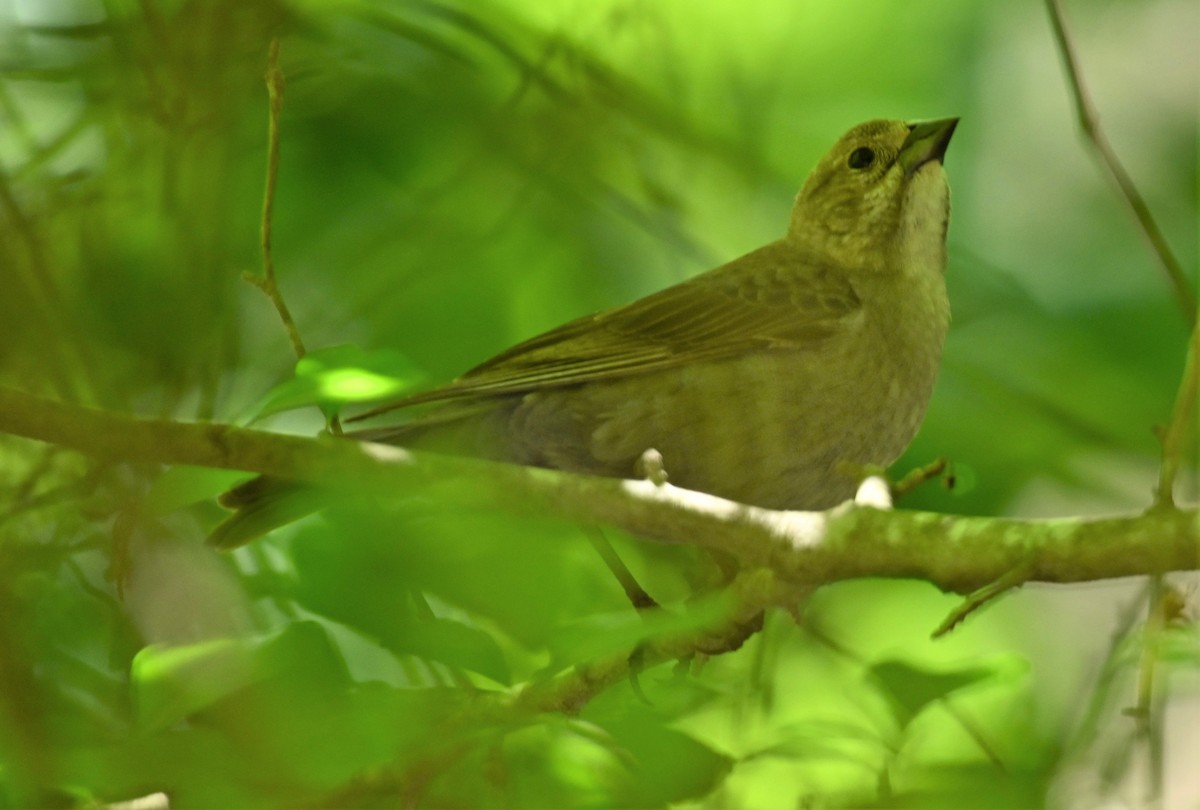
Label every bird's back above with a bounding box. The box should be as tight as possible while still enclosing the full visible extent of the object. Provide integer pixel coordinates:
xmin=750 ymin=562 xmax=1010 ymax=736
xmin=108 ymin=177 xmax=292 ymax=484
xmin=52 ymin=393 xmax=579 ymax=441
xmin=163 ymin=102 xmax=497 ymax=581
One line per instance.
xmin=355 ymin=239 xmax=948 ymax=511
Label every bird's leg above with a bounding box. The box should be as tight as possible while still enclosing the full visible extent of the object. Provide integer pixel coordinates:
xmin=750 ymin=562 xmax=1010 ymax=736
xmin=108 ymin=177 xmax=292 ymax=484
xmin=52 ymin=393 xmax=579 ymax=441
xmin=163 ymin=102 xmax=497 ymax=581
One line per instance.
xmin=634 ymin=447 xmax=669 ymax=486
xmin=639 ymin=447 xmax=767 ymax=660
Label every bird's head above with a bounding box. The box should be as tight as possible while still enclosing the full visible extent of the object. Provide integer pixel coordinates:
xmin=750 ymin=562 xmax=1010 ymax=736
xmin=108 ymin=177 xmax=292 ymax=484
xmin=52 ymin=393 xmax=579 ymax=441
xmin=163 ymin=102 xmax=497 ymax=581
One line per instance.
xmin=788 ymin=117 xmax=958 ymax=276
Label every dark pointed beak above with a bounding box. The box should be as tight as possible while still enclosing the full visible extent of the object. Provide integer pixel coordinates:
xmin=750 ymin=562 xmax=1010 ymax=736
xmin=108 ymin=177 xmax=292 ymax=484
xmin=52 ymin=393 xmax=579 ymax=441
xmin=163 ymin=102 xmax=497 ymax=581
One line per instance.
xmin=899 ymin=117 xmax=959 ymax=176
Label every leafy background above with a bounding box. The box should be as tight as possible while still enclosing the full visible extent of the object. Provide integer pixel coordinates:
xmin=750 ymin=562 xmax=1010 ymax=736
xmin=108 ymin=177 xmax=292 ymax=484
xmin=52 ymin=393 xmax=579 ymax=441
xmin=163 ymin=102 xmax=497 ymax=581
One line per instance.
xmin=0 ymin=0 xmax=1196 ymax=807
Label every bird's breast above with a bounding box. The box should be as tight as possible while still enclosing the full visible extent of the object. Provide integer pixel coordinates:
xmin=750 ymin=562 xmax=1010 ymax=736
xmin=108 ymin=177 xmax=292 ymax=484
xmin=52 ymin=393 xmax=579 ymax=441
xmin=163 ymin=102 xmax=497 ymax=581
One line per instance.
xmin=507 ymin=284 xmax=947 ymax=511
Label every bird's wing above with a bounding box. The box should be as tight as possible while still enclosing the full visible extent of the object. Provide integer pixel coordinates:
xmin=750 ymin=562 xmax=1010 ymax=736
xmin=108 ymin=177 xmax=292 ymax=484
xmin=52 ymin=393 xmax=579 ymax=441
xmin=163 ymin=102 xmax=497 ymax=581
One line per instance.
xmin=349 ymin=242 xmax=861 ymax=421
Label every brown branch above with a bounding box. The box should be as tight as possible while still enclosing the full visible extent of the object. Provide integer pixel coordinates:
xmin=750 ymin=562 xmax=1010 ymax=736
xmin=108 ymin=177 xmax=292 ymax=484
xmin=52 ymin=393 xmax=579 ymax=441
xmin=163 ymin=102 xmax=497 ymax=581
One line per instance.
xmin=1046 ymin=7 xmax=1196 ymax=792
xmin=0 ymin=386 xmax=1195 ymax=594
xmin=245 ymin=39 xmax=344 ymax=435
xmin=1154 ymin=320 xmax=1199 ymax=508
xmin=1130 ymin=575 xmax=1168 ymax=807
xmin=1045 ymin=0 xmax=1196 ymax=325
xmin=0 ymin=385 xmax=1196 ymax=717
xmin=0 ymin=168 xmax=95 ymax=402
xmin=508 ymin=569 xmax=772 ymax=716
xmin=931 ymin=557 xmax=1038 ymax=639
xmin=245 ymin=38 xmax=307 ymax=360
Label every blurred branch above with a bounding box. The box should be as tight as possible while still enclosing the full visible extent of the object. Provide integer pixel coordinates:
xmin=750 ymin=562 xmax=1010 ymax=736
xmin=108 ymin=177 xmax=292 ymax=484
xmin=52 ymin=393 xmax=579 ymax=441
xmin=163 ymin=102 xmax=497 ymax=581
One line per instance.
xmin=1047 ymin=7 xmax=1196 ymax=795
xmin=244 ymin=39 xmax=342 ymax=436
xmin=2 ymin=385 xmax=1196 ymax=727
xmin=1130 ymin=575 xmax=1170 ymax=808
xmin=511 ymin=569 xmax=770 ymax=715
xmin=1045 ymin=0 xmax=1196 ymax=326
xmin=245 ymin=38 xmax=308 ymax=361
xmin=0 ymin=386 xmax=1195 ymax=597
xmin=1154 ymin=320 xmax=1198 ymax=508
xmin=931 ymin=557 xmax=1038 ymax=639
xmin=0 ymin=174 xmax=93 ymax=403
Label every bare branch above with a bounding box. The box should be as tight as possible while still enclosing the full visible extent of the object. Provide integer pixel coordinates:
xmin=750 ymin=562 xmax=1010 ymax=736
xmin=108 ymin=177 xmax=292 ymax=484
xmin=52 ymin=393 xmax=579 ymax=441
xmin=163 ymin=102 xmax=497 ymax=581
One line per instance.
xmin=1155 ymin=320 xmax=1199 ymax=508
xmin=1 ymin=384 xmax=1196 ymax=719
xmin=0 ymin=386 xmax=1195 ymax=596
xmin=1045 ymin=0 xmax=1196 ymax=325
xmin=244 ymin=37 xmax=308 ymax=361
xmin=243 ymin=39 xmax=344 ymax=435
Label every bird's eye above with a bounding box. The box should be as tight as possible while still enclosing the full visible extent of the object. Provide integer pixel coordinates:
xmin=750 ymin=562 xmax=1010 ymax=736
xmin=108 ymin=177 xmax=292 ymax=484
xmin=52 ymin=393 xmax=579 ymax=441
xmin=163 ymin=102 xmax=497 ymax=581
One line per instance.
xmin=847 ymin=147 xmax=875 ymax=170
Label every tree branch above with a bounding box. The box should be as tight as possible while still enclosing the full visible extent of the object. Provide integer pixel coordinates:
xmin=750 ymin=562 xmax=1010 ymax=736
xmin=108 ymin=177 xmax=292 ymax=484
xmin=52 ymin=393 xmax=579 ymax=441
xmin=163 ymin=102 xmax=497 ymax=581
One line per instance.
xmin=1045 ymin=0 xmax=1196 ymax=325
xmin=1155 ymin=319 xmax=1199 ymax=508
xmin=0 ymin=386 xmax=1195 ymax=598
xmin=246 ymin=38 xmax=308 ymax=361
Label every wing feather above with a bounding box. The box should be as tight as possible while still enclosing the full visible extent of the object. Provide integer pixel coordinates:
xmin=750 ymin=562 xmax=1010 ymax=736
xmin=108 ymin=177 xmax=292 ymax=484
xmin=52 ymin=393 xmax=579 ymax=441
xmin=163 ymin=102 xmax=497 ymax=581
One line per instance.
xmin=349 ymin=241 xmax=861 ymax=421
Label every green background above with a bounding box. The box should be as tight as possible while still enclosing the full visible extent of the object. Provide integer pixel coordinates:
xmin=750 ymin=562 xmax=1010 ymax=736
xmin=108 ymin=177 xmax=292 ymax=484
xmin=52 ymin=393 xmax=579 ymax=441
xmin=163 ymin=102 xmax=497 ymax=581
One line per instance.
xmin=0 ymin=0 xmax=1195 ymax=807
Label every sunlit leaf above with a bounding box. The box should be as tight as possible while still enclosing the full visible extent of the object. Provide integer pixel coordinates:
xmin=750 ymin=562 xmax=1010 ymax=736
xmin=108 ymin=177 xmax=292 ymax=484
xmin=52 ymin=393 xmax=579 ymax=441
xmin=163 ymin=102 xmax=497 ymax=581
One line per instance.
xmin=252 ymin=344 xmax=426 ymax=420
xmin=132 ymin=638 xmax=257 ymax=731
xmin=131 ymin=622 xmax=348 ymax=732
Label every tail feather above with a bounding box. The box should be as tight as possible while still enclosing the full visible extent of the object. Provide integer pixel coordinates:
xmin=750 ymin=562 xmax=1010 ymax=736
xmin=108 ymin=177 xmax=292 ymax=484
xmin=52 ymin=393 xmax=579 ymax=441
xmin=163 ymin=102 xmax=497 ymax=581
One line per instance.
xmin=209 ymin=399 xmax=517 ymax=549
xmin=208 ymin=477 xmax=320 ymax=549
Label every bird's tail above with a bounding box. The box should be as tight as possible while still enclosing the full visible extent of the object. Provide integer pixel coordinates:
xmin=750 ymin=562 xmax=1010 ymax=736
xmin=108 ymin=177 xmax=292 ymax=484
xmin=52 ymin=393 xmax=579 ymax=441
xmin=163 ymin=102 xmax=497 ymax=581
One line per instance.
xmin=207 ymin=475 xmax=323 ymax=550
xmin=207 ymin=401 xmax=506 ymax=549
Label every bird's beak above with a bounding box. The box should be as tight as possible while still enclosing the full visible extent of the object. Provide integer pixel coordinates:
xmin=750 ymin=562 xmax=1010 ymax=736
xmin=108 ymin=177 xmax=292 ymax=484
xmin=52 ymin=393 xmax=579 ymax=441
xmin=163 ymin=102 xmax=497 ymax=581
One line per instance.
xmin=899 ymin=118 xmax=959 ymax=176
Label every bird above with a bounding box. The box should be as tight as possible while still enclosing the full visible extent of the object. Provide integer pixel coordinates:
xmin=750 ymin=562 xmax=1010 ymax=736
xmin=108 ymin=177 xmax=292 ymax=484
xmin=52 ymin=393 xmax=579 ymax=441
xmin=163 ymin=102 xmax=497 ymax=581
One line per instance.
xmin=210 ymin=117 xmax=958 ymax=550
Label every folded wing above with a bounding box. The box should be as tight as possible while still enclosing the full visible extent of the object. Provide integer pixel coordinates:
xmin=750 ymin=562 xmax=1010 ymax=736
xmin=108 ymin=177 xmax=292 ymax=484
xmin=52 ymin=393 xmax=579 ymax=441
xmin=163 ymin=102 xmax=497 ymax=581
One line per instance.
xmin=349 ymin=241 xmax=861 ymax=421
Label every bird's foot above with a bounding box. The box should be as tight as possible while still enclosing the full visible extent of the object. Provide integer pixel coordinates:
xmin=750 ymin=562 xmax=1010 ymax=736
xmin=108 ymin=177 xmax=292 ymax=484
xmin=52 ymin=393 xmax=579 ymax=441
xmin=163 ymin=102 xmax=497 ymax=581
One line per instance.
xmin=635 ymin=447 xmax=669 ymax=486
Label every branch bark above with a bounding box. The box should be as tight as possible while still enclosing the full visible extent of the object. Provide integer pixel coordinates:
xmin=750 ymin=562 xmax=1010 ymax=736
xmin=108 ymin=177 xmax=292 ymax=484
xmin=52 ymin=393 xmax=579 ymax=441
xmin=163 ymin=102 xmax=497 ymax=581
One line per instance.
xmin=0 ymin=385 xmax=1195 ymax=599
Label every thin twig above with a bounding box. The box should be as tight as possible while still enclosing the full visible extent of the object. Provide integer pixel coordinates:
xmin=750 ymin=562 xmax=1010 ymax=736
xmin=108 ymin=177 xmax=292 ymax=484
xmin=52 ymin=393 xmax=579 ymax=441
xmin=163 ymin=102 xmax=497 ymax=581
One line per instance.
xmin=1153 ymin=319 xmax=1198 ymax=508
xmin=585 ymin=526 xmax=660 ymax=610
xmin=1125 ymin=575 xmax=1170 ymax=810
xmin=1047 ymin=11 xmax=1193 ymax=803
xmin=247 ymin=40 xmax=343 ymax=435
xmin=931 ymin=557 xmax=1037 ymax=639
xmin=940 ymin=698 xmax=1007 ymax=771
xmin=1045 ymin=0 xmax=1195 ymax=325
xmin=248 ymin=38 xmax=307 ymax=360
xmin=891 ymin=457 xmax=949 ymax=500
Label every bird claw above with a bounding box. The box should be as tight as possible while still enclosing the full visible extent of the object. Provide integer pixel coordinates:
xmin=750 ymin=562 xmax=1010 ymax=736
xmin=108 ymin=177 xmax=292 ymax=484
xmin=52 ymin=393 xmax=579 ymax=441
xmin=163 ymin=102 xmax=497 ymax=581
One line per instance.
xmin=854 ymin=475 xmax=893 ymax=509
xmin=635 ymin=448 xmax=669 ymax=486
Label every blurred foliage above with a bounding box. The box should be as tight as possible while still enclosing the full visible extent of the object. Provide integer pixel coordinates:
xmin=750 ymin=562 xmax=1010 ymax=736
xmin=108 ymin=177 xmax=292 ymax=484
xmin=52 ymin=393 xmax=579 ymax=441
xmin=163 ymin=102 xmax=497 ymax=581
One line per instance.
xmin=0 ymin=0 xmax=1196 ymax=807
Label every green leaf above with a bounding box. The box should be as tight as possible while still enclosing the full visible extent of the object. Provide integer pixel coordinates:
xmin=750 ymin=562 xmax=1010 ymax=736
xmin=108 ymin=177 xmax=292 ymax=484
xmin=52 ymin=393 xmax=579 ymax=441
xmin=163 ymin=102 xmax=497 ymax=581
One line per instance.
xmin=884 ymin=762 xmax=1049 ymax=809
xmin=546 ymin=593 xmax=734 ymax=668
xmin=131 ymin=621 xmax=348 ymax=732
xmin=132 ymin=638 xmax=257 ymax=731
xmin=868 ymin=656 xmax=1025 ymax=726
xmin=1156 ymin=623 xmax=1200 ymax=665
xmin=252 ymin=344 xmax=426 ymax=420
xmin=585 ymin=708 xmax=733 ymax=806
xmin=398 ymin=615 xmax=512 ymax=684
xmin=289 ymin=523 xmax=511 ymax=683
xmin=145 ymin=465 xmax=248 ymax=513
